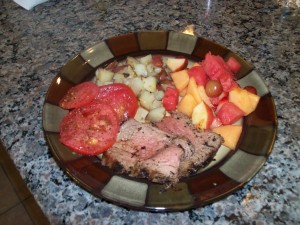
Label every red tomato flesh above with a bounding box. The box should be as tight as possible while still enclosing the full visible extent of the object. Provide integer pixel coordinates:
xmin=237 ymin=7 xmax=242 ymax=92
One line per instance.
xmin=59 ymin=82 xmax=100 ymax=109
xmin=187 ymin=66 xmax=208 ymax=86
xmin=226 ymin=57 xmax=242 ymax=73
xmin=162 ymin=87 xmax=179 ymax=111
xmin=59 ymin=103 xmax=120 ymax=156
xmin=217 ymin=101 xmax=245 ymax=125
xmin=95 ymin=83 xmax=138 ymax=122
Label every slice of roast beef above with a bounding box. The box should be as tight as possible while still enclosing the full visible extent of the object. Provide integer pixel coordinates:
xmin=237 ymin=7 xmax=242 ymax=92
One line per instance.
xmin=154 ymin=112 xmax=224 ymax=177
xmin=136 ymin=145 xmax=183 ymax=184
xmin=116 ymin=119 xmax=193 ymax=160
xmin=101 ymin=119 xmax=192 ymax=183
xmin=102 ymin=115 xmax=223 ymax=186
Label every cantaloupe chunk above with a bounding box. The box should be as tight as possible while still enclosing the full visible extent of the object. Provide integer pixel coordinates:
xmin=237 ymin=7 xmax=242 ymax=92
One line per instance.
xmin=179 ymin=87 xmax=187 ymax=97
xmin=170 ymin=69 xmax=190 ymax=92
xmin=212 ymin=125 xmax=243 ymax=150
xmin=177 ymin=94 xmax=197 ymax=117
xmin=187 ymin=77 xmax=202 ymax=103
xmin=229 ymin=87 xmax=260 ymax=116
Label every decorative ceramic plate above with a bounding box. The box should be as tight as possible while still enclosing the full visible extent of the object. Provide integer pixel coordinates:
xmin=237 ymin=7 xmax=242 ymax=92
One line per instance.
xmin=42 ymin=31 xmax=277 ymax=212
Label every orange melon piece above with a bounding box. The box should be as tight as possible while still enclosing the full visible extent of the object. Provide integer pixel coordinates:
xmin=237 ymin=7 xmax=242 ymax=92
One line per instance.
xmin=170 ymin=70 xmax=190 ymax=92
xmin=179 ymin=87 xmax=187 ymax=97
xmin=177 ymin=94 xmax=197 ymax=117
xmin=187 ymin=77 xmax=202 ymax=103
xmin=212 ymin=125 xmax=243 ymax=150
xmin=229 ymin=87 xmax=260 ymax=116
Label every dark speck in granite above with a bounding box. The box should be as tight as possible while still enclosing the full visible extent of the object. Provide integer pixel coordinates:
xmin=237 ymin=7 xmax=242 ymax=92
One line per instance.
xmin=1 ymin=0 xmax=300 ymax=224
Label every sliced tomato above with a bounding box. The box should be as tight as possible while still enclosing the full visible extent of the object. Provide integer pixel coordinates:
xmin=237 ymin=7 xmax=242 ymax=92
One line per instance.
xmin=59 ymin=103 xmax=120 ymax=155
xmin=59 ymin=82 xmax=99 ymax=109
xmin=94 ymin=83 xmax=138 ymax=122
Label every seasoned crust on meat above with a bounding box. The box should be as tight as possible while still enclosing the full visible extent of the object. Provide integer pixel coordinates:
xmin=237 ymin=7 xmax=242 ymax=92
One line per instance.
xmin=101 ymin=113 xmax=223 ymax=186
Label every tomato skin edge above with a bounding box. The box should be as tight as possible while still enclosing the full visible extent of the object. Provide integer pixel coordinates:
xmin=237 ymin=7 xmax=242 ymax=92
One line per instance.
xmin=59 ymin=82 xmax=100 ymax=110
xmin=96 ymin=83 xmax=139 ymax=122
xmin=59 ymin=103 xmax=120 ymax=156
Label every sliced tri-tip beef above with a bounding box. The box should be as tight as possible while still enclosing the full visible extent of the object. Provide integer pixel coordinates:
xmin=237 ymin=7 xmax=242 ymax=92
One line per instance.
xmin=137 ymin=145 xmax=183 ymax=184
xmin=101 ymin=119 xmax=191 ymax=183
xmin=154 ymin=112 xmax=224 ymax=177
xmin=102 ymin=114 xmax=223 ymax=186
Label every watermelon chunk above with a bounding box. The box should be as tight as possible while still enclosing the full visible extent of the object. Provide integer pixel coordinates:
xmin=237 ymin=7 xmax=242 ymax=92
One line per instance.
xmin=216 ymin=101 xmax=245 ymax=125
xmin=202 ymin=52 xmax=238 ymax=92
xmin=187 ymin=66 xmax=208 ymax=86
xmin=226 ymin=57 xmax=241 ymax=73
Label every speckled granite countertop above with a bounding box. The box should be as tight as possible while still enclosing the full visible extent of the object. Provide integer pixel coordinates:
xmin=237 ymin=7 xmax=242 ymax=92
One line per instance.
xmin=1 ymin=0 xmax=299 ymax=224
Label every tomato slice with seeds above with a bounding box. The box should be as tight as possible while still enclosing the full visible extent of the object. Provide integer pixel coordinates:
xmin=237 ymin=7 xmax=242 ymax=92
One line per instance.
xmin=94 ymin=83 xmax=138 ymax=122
xmin=59 ymin=103 xmax=120 ymax=156
xmin=59 ymin=82 xmax=99 ymax=109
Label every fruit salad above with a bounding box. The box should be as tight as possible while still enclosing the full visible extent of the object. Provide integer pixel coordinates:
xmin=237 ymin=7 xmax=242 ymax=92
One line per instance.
xmin=93 ymin=52 xmax=260 ymax=150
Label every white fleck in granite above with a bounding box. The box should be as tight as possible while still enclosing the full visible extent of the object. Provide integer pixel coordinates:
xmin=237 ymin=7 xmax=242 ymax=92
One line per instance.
xmin=1 ymin=0 xmax=299 ymax=224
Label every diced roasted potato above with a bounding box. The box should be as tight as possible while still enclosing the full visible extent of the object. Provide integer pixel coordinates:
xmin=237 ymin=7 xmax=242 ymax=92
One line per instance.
xmin=113 ymin=73 xmax=126 ymax=83
xmin=143 ymin=76 xmax=157 ymax=92
xmin=128 ymin=77 xmax=144 ymax=96
xmin=139 ymin=90 xmax=155 ymax=110
xmin=134 ymin=107 xmax=149 ymax=123
xmin=140 ymin=54 xmax=152 ymax=65
xmin=147 ymin=107 xmax=166 ymax=122
xmin=95 ymin=68 xmax=114 ymax=84
xmin=134 ymin=64 xmax=148 ymax=77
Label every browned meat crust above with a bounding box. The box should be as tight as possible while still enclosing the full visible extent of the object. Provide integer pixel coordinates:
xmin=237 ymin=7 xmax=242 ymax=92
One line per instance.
xmin=101 ymin=113 xmax=223 ymax=186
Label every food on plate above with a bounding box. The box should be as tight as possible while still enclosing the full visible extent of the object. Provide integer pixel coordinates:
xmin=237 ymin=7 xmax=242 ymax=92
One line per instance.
xmin=177 ymin=94 xmax=197 ymax=117
xmin=166 ymin=57 xmax=188 ymax=72
xmin=58 ymin=83 xmax=138 ymax=155
xmin=187 ymin=65 xmax=208 ymax=86
xmin=155 ymin=112 xmax=223 ymax=178
xmin=94 ymin=83 xmax=138 ymax=122
xmin=59 ymin=82 xmax=99 ymax=109
xmin=226 ymin=56 xmax=242 ymax=73
xmin=170 ymin=69 xmax=190 ymax=92
xmin=244 ymin=85 xmax=257 ymax=95
xmin=202 ymin=52 xmax=238 ymax=92
xmin=205 ymin=80 xmax=223 ymax=97
xmin=212 ymin=125 xmax=242 ymax=149
xmin=187 ymin=77 xmax=202 ymax=103
xmin=162 ymin=87 xmax=179 ymax=111
xmin=58 ymin=51 xmax=261 ymax=184
xmin=59 ymin=103 xmax=120 ymax=155
xmin=102 ymin=112 xmax=223 ymax=185
xmin=192 ymin=101 xmax=214 ymax=129
xmin=216 ymin=101 xmax=245 ymax=125
xmin=229 ymin=86 xmax=260 ymax=116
